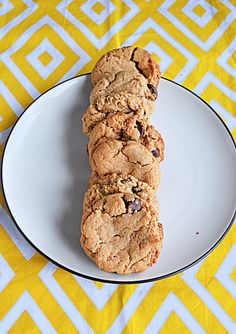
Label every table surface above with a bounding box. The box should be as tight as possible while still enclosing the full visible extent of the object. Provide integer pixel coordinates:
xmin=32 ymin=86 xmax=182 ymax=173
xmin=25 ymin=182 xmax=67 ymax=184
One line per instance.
xmin=0 ymin=1 xmax=235 ymax=333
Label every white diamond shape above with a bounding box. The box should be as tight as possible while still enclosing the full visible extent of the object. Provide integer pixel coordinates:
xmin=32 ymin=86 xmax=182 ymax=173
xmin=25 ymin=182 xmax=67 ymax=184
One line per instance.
xmin=1 ymin=16 xmax=91 ymax=98
xmin=57 ymin=0 xmax=139 ymax=50
xmin=158 ymin=0 xmax=235 ymax=51
xmin=0 ymin=0 xmax=14 ymax=16
xmin=0 ymin=254 xmax=15 ymax=293
xmin=182 ymin=0 xmax=217 ymax=28
xmin=81 ymin=0 xmax=116 ymax=25
xmin=145 ymin=41 xmax=173 ymax=74
xmin=26 ymin=38 xmax=65 ymax=80
xmin=0 ymin=0 xmax=38 ymax=39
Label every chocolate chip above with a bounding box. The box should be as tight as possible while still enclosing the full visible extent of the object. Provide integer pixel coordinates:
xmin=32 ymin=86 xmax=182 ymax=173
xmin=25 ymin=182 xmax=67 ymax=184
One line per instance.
xmin=120 ymin=178 xmax=132 ymax=184
xmin=120 ymin=129 xmax=125 ymax=140
xmin=147 ymin=84 xmax=158 ymax=99
xmin=151 ymin=148 xmax=160 ymax=158
xmin=129 ymin=199 xmax=142 ymax=213
xmin=125 ymin=199 xmax=142 ymax=213
xmin=135 ymin=121 xmax=145 ymax=137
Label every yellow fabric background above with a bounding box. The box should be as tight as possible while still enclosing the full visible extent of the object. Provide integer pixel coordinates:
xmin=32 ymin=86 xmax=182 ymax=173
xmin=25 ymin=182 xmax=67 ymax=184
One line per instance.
xmin=0 ymin=1 xmax=235 ymax=333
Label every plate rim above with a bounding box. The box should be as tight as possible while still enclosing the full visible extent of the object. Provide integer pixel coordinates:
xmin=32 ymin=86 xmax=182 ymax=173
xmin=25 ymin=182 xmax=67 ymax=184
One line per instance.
xmin=1 ymin=74 xmax=236 ymax=284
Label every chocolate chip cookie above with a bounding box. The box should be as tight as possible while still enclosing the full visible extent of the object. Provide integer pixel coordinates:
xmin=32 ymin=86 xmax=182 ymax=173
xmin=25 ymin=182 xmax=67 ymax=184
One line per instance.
xmin=90 ymin=70 xmax=157 ymax=104
xmin=91 ymin=46 xmax=160 ymax=88
xmin=81 ymin=175 xmax=163 ymax=274
xmin=88 ymin=112 xmax=165 ymax=162
xmin=89 ymin=138 xmax=161 ymax=189
xmin=81 ymin=46 xmax=164 ymax=274
xmin=83 ymin=70 xmax=156 ymax=135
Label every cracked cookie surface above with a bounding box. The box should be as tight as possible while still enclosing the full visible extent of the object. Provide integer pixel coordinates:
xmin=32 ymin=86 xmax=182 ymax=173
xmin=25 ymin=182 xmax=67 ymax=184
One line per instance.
xmin=81 ymin=174 xmax=163 ymax=274
xmin=83 ymin=71 xmax=155 ymax=135
xmin=88 ymin=112 xmax=165 ymax=162
xmin=91 ymin=46 xmax=160 ymax=87
xmin=90 ymin=70 xmax=157 ymax=104
xmin=89 ymin=137 xmax=161 ymax=189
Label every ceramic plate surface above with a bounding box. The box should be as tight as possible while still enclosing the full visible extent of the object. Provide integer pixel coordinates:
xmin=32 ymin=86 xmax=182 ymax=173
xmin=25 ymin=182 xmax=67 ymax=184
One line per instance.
xmin=2 ymin=75 xmax=236 ymax=283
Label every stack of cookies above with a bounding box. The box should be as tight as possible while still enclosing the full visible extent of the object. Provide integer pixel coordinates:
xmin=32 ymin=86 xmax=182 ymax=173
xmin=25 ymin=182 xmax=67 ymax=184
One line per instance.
xmin=81 ymin=47 xmax=164 ymax=274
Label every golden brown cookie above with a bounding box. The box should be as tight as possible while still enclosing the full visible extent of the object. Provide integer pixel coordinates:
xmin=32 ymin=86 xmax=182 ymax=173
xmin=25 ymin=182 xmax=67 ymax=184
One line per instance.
xmin=88 ymin=112 xmax=165 ymax=162
xmin=89 ymin=138 xmax=161 ymax=190
xmin=80 ymin=174 xmax=163 ymax=274
xmin=90 ymin=70 xmax=157 ymax=104
xmin=83 ymin=70 xmax=156 ymax=135
xmin=91 ymin=46 xmax=160 ymax=88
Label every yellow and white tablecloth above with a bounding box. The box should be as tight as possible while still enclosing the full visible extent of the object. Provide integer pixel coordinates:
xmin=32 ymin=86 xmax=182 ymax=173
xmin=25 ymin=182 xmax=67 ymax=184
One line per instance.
xmin=0 ymin=1 xmax=236 ymax=333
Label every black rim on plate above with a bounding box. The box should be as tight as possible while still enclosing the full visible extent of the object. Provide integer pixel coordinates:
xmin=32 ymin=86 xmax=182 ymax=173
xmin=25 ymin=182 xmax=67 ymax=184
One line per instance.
xmin=1 ymin=74 xmax=236 ymax=284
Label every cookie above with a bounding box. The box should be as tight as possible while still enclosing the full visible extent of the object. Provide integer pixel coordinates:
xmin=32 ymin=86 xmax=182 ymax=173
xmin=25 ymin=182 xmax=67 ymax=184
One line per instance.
xmin=83 ymin=173 xmax=159 ymax=217
xmin=80 ymin=174 xmax=163 ymax=274
xmin=83 ymin=70 xmax=156 ymax=135
xmin=88 ymin=112 xmax=165 ymax=162
xmin=89 ymin=138 xmax=161 ymax=189
xmin=90 ymin=70 xmax=157 ymax=105
xmin=91 ymin=46 xmax=160 ymax=88
xmin=83 ymin=95 xmax=152 ymax=136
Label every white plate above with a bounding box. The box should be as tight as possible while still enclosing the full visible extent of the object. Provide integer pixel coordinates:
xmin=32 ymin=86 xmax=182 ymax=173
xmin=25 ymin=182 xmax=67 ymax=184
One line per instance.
xmin=2 ymin=75 xmax=236 ymax=284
